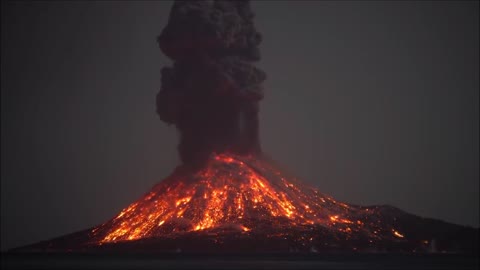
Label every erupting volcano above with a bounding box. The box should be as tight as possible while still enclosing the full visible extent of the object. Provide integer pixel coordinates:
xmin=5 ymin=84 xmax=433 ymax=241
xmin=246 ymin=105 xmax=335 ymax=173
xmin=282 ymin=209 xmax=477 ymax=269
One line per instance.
xmin=15 ymin=0 xmax=477 ymax=254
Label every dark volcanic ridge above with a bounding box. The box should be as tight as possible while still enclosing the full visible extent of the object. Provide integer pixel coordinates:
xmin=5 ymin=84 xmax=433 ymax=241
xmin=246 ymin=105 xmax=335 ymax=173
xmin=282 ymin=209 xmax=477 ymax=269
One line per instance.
xmin=12 ymin=154 xmax=479 ymax=254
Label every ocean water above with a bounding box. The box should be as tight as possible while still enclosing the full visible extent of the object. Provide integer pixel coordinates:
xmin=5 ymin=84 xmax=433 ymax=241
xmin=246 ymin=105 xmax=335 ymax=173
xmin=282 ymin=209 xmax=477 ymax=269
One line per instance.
xmin=2 ymin=253 xmax=478 ymax=270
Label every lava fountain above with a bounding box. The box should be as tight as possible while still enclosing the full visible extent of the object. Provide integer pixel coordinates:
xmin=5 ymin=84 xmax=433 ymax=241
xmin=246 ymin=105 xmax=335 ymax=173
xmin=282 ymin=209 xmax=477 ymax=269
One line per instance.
xmin=14 ymin=0 xmax=478 ymax=254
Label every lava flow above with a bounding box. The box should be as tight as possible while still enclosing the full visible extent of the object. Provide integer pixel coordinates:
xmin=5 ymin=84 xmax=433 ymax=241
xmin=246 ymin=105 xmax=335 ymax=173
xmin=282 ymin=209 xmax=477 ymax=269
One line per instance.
xmin=90 ymin=153 xmax=406 ymax=247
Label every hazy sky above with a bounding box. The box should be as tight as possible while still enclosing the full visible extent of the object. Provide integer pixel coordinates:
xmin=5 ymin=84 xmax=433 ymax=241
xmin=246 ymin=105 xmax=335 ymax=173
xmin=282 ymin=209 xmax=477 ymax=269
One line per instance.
xmin=1 ymin=1 xmax=478 ymax=251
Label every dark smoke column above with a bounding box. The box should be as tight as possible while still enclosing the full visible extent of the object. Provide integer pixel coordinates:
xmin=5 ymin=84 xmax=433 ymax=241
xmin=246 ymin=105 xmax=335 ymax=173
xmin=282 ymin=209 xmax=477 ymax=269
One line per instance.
xmin=156 ymin=0 xmax=266 ymax=169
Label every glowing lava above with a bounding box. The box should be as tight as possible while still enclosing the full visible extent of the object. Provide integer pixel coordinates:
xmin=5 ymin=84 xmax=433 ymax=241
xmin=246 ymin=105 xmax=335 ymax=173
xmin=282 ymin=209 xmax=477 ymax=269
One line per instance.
xmin=91 ymin=153 xmax=406 ymax=245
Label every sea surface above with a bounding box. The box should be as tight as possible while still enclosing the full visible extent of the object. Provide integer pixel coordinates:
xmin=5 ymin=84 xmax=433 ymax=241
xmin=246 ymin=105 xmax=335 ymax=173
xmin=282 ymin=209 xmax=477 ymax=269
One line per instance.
xmin=2 ymin=252 xmax=478 ymax=270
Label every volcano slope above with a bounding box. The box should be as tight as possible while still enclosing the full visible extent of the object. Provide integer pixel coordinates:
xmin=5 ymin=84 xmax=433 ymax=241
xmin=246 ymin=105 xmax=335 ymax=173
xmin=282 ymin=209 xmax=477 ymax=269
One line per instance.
xmin=14 ymin=153 xmax=478 ymax=254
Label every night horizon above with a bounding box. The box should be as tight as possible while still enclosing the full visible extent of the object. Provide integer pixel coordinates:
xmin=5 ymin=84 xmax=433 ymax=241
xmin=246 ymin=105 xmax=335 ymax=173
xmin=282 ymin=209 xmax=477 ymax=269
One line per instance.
xmin=1 ymin=2 xmax=478 ymax=267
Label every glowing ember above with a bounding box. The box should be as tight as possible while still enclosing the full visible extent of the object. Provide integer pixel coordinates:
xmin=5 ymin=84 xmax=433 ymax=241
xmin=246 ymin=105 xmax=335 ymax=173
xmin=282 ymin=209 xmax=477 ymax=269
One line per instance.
xmin=90 ymin=153 xmax=408 ymax=245
xmin=393 ymin=230 xmax=405 ymax=238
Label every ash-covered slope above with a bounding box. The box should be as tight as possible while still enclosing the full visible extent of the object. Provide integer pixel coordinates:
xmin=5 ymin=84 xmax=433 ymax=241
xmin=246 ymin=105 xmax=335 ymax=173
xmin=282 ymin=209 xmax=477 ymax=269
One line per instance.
xmin=13 ymin=154 xmax=478 ymax=254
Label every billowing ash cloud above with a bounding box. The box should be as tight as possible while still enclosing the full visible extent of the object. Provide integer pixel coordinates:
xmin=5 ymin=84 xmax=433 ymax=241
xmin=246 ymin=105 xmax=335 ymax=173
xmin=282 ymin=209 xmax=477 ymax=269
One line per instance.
xmin=156 ymin=0 xmax=266 ymax=168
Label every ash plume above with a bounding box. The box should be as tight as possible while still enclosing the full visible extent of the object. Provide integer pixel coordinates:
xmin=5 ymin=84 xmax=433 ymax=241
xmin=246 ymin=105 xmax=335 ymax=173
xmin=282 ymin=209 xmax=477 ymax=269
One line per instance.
xmin=156 ymin=0 xmax=266 ymax=169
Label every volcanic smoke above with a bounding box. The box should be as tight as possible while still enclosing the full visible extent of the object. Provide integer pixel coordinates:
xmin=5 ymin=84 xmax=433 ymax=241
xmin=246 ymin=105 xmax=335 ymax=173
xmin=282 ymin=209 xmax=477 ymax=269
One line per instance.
xmin=155 ymin=0 xmax=265 ymax=170
xmin=15 ymin=0 xmax=478 ymax=253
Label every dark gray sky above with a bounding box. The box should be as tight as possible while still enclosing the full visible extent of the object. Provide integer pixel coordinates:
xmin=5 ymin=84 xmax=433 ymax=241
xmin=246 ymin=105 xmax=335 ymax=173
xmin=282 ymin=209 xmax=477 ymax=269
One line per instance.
xmin=1 ymin=1 xmax=478 ymax=251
